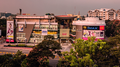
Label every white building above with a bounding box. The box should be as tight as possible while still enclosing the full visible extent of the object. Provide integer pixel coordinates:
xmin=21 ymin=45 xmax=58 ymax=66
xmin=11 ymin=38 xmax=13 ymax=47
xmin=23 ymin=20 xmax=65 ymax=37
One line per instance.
xmin=72 ymin=17 xmax=106 ymax=40
xmin=88 ymin=8 xmax=116 ymax=20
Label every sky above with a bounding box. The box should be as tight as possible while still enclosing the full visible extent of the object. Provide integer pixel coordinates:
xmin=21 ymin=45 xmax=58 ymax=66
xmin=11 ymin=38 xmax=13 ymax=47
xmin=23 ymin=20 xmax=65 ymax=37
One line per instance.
xmin=0 ymin=0 xmax=120 ymax=16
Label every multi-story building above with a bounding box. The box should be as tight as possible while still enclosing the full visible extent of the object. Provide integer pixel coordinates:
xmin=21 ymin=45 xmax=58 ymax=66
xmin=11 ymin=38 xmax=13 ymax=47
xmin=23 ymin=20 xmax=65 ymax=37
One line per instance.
xmin=88 ymin=8 xmax=116 ymax=20
xmin=6 ymin=15 xmax=57 ymax=43
xmin=116 ymin=9 xmax=120 ymax=20
xmin=72 ymin=17 xmax=106 ymax=41
xmin=67 ymin=14 xmax=81 ymax=20
xmin=6 ymin=15 xmax=76 ymax=44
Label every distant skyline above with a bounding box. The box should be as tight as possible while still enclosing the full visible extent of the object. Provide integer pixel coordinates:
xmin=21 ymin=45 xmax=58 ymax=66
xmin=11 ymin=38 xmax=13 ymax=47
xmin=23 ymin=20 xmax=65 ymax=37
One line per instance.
xmin=0 ymin=0 xmax=120 ymax=16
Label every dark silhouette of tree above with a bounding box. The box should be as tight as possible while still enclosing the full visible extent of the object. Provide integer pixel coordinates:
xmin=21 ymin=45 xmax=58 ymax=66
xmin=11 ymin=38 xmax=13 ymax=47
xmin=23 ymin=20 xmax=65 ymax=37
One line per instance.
xmin=0 ymin=50 xmax=26 ymax=67
xmin=27 ymin=35 xmax=62 ymax=67
xmin=105 ymin=20 xmax=120 ymax=37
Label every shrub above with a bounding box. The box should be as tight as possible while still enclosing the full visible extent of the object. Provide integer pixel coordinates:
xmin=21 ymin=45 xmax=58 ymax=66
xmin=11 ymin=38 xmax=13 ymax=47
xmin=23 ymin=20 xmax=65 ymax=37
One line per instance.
xmin=10 ymin=45 xmax=16 ymax=47
xmin=18 ymin=44 xmax=25 ymax=47
xmin=26 ymin=45 xmax=33 ymax=48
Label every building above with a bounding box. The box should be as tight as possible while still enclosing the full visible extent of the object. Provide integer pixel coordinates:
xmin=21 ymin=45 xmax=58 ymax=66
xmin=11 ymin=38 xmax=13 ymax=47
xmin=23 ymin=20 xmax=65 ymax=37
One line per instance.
xmin=88 ymin=8 xmax=116 ymax=20
xmin=116 ymin=9 xmax=120 ymax=20
xmin=6 ymin=15 xmax=57 ymax=43
xmin=55 ymin=15 xmax=76 ymax=44
xmin=67 ymin=14 xmax=81 ymax=20
xmin=72 ymin=17 xmax=106 ymax=41
xmin=6 ymin=15 xmax=76 ymax=44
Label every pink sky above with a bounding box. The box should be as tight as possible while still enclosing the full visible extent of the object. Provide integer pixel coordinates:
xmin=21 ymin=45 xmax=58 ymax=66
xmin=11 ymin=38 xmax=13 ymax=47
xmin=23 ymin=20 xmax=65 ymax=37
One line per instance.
xmin=0 ymin=0 xmax=119 ymax=16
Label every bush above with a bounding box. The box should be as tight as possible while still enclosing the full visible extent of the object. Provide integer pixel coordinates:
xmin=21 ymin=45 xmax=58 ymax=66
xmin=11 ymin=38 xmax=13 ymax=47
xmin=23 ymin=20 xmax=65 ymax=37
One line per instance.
xmin=26 ymin=45 xmax=33 ymax=48
xmin=10 ymin=45 xmax=16 ymax=47
xmin=18 ymin=44 xmax=25 ymax=47
xmin=7 ymin=44 xmax=34 ymax=48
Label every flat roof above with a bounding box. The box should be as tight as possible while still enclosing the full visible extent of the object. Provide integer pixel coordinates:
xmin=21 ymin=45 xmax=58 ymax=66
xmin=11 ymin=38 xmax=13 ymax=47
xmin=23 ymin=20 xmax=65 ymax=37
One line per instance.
xmin=55 ymin=15 xmax=77 ymax=19
xmin=14 ymin=15 xmax=53 ymax=19
xmin=72 ymin=17 xmax=106 ymax=26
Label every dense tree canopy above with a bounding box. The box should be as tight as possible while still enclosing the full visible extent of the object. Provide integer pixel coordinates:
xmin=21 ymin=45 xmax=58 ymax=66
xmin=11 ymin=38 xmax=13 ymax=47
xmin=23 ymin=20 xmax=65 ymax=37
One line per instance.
xmin=57 ymin=37 xmax=106 ymax=67
xmin=105 ymin=20 xmax=120 ymax=37
xmin=26 ymin=35 xmax=62 ymax=67
xmin=57 ymin=36 xmax=120 ymax=67
xmin=0 ymin=50 xmax=26 ymax=67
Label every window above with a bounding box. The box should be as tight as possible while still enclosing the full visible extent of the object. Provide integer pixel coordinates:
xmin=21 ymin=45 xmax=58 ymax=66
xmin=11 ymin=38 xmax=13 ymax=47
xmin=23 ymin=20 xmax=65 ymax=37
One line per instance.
xmin=17 ymin=33 xmax=26 ymax=42
xmin=100 ymin=32 xmax=104 ymax=37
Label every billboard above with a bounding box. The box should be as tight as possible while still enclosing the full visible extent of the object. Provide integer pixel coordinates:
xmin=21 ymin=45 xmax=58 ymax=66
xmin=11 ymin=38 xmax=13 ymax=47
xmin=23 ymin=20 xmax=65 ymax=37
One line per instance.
xmin=6 ymin=21 xmax=14 ymax=42
xmin=60 ymin=29 xmax=69 ymax=37
xmin=83 ymin=30 xmax=104 ymax=40
xmin=18 ymin=25 xmax=23 ymax=32
xmin=83 ymin=26 xmax=104 ymax=30
xmin=42 ymin=29 xmax=48 ymax=35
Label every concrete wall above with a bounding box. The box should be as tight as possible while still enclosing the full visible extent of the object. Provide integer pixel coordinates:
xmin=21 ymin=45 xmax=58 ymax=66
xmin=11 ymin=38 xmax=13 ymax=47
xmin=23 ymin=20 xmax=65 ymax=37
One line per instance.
xmin=76 ymin=25 xmax=82 ymax=39
xmin=16 ymin=24 xmax=34 ymax=42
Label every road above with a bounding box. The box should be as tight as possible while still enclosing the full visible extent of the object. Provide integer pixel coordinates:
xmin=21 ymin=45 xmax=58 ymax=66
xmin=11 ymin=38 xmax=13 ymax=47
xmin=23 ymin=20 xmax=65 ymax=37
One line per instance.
xmin=0 ymin=48 xmax=30 ymax=55
xmin=0 ymin=42 xmax=72 ymax=67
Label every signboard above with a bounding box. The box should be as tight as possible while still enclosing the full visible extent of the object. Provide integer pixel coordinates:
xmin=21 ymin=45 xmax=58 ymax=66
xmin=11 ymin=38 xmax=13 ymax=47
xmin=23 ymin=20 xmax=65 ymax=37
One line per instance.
xmin=83 ymin=26 xmax=104 ymax=30
xmin=83 ymin=30 xmax=104 ymax=40
xmin=42 ymin=29 xmax=48 ymax=35
xmin=18 ymin=25 xmax=23 ymax=32
xmin=6 ymin=21 xmax=14 ymax=42
xmin=34 ymin=25 xmax=40 ymax=29
xmin=60 ymin=29 xmax=69 ymax=37
xmin=0 ymin=30 xmax=1 ymax=36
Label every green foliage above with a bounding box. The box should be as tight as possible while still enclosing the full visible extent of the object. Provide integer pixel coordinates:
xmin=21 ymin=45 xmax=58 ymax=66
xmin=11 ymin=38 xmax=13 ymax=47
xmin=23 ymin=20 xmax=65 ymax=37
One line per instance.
xmin=0 ymin=19 xmax=6 ymax=36
xmin=0 ymin=50 xmax=26 ymax=67
xmin=18 ymin=44 xmax=26 ymax=47
xmin=57 ymin=37 xmax=106 ymax=67
xmin=105 ymin=20 xmax=120 ymax=37
xmin=44 ymin=35 xmax=54 ymax=40
xmin=26 ymin=45 xmax=33 ymax=47
xmin=27 ymin=37 xmax=62 ymax=67
xmin=21 ymin=58 xmax=27 ymax=67
xmin=7 ymin=44 xmax=34 ymax=47
xmin=10 ymin=45 xmax=16 ymax=47
xmin=91 ymin=35 xmax=120 ymax=67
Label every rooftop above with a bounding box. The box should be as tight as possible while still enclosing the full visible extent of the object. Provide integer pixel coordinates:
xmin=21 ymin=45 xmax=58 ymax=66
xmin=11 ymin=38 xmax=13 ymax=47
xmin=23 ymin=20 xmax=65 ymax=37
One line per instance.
xmin=72 ymin=17 xmax=106 ymax=26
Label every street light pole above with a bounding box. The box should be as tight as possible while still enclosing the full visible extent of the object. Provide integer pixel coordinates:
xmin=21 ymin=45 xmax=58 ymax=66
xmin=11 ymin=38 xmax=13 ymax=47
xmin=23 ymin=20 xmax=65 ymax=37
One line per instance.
xmin=17 ymin=39 xmax=19 ymax=46
xmin=9 ymin=37 xmax=11 ymax=45
xmin=25 ymin=38 xmax=26 ymax=46
xmin=34 ymin=39 xmax=35 ymax=47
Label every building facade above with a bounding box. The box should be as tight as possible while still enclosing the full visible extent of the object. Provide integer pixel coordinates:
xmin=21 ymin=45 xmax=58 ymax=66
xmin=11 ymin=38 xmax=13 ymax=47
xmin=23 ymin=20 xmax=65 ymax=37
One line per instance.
xmin=6 ymin=15 xmax=58 ymax=43
xmin=6 ymin=15 xmax=76 ymax=44
xmin=116 ymin=9 xmax=120 ymax=20
xmin=72 ymin=17 xmax=106 ymax=41
xmin=88 ymin=8 xmax=116 ymax=20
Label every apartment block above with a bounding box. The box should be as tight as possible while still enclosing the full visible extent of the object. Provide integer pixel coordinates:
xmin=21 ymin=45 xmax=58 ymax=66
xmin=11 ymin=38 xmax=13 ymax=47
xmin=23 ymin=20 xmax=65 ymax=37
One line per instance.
xmin=88 ymin=8 xmax=116 ymax=20
xmin=117 ymin=9 xmax=120 ymax=20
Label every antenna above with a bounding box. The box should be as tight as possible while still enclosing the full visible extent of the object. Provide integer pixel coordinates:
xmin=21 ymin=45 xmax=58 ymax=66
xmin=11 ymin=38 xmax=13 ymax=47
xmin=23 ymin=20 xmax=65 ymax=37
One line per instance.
xmin=74 ymin=6 xmax=76 ymax=15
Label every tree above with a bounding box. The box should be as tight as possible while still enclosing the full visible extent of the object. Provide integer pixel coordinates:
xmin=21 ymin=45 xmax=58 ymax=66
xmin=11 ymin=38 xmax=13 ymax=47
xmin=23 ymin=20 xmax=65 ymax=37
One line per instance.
xmin=0 ymin=19 xmax=6 ymax=36
xmin=0 ymin=50 xmax=26 ymax=67
xmin=105 ymin=20 xmax=120 ymax=37
xmin=57 ymin=37 xmax=106 ymax=67
xmin=27 ymin=35 xmax=62 ymax=67
xmin=21 ymin=58 xmax=27 ymax=67
xmin=91 ymin=35 xmax=120 ymax=67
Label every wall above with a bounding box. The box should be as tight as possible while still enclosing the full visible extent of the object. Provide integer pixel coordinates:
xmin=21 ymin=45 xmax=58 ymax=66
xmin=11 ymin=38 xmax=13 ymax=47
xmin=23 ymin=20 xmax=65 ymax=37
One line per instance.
xmin=76 ymin=25 xmax=82 ymax=39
